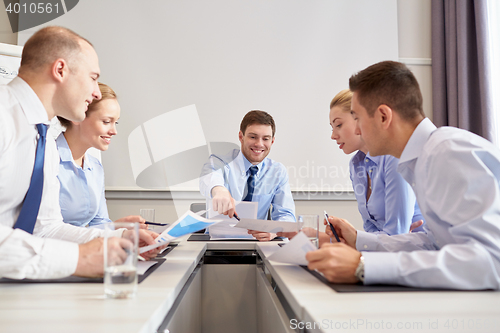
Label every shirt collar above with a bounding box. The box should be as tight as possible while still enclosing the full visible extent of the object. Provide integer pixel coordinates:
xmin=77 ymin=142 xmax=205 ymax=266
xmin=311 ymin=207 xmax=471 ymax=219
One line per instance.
xmin=352 ymin=150 xmax=380 ymax=166
xmin=56 ymin=133 xmax=93 ymax=171
xmin=237 ymin=150 xmax=265 ymax=176
xmin=8 ymin=77 xmax=50 ymax=126
xmin=399 ymin=118 xmax=437 ymax=164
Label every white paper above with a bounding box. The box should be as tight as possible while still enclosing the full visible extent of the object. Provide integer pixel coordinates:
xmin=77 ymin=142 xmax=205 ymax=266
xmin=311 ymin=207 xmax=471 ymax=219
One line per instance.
xmin=207 ymin=201 xmax=258 ymax=219
xmin=137 ymin=261 xmax=158 ymax=275
xmin=139 ymin=211 xmax=222 ymax=253
xmin=234 ymin=218 xmax=298 ymax=233
xmin=266 ymin=232 xmax=316 ymax=266
xmin=208 ymin=220 xmax=254 ymax=240
xmin=208 ymin=201 xmax=258 ymax=239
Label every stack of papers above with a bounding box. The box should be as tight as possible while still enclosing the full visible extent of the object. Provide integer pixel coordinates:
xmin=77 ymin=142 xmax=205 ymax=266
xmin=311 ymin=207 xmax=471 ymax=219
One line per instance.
xmin=267 ymin=232 xmax=317 ymax=266
xmin=208 ymin=201 xmax=258 ymax=240
xmin=234 ymin=218 xmax=298 ymax=233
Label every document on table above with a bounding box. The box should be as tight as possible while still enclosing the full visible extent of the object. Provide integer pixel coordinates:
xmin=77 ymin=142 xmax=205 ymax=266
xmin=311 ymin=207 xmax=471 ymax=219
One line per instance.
xmin=137 ymin=261 xmax=158 ymax=275
xmin=207 ymin=201 xmax=258 ymax=219
xmin=267 ymin=232 xmax=316 ymax=266
xmin=234 ymin=218 xmax=298 ymax=233
xmin=208 ymin=201 xmax=258 ymax=240
xmin=140 ymin=211 xmax=222 ymax=253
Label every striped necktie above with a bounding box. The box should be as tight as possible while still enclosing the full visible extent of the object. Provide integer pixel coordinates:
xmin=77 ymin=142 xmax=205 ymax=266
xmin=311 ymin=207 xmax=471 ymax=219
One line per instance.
xmin=14 ymin=123 xmax=48 ymax=234
xmin=243 ymin=166 xmax=258 ymax=201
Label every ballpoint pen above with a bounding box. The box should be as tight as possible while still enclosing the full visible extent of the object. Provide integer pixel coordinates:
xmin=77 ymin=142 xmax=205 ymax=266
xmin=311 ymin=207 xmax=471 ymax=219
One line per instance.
xmin=324 ymin=210 xmax=341 ymax=242
xmin=145 ymin=221 xmax=168 ymax=226
xmin=233 ymin=212 xmax=241 ymax=221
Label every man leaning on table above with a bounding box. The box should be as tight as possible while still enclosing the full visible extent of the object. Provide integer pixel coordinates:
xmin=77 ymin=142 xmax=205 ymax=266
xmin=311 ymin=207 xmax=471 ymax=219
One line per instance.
xmin=307 ymin=61 xmax=500 ymax=290
xmin=199 ymin=110 xmax=296 ymax=241
xmin=0 ymin=26 xmax=159 ymax=280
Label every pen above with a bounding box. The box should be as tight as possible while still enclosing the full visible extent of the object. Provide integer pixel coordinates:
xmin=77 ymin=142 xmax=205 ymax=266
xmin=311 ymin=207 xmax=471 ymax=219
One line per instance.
xmin=145 ymin=221 xmax=168 ymax=226
xmin=233 ymin=212 xmax=241 ymax=221
xmin=324 ymin=210 xmax=341 ymax=243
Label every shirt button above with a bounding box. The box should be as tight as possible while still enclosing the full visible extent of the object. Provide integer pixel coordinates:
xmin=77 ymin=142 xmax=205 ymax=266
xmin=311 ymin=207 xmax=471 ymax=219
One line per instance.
xmin=364 ymin=245 xmax=368 ymax=249
xmin=365 ymin=159 xmax=369 ymax=163
xmin=369 ymin=169 xmax=372 ymax=173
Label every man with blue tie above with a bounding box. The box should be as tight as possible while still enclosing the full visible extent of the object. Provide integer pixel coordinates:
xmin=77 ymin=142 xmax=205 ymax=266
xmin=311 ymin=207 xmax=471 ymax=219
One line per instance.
xmin=200 ymin=110 xmax=296 ymax=241
xmin=0 ymin=26 xmax=158 ymax=280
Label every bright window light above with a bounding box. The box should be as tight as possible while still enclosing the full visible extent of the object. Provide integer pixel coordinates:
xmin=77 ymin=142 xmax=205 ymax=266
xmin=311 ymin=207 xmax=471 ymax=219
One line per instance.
xmin=487 ymin=0 xmax=500 ymax=147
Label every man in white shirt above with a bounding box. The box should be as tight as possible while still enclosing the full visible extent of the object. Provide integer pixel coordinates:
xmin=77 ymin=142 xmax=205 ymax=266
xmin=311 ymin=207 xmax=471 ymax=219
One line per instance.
xmin=0 ymin=26 xmax=158 ymax=280
xmin=199 ymin=110 xmax=295 ymax=241
xmin=307 ymin=61 xmax=500 ymax=290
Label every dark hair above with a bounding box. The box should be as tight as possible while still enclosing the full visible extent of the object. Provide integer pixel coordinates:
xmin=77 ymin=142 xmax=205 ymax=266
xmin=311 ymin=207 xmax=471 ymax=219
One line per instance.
xmin=19 ymin=26 xmax=92 ymax=74
xmin=58 ymin=82 xmax=117 ymax=128
xmin=349 ymin=61 xmax=425 ymax=121
xmin=240 ymin=110 xmax=276 ymax=137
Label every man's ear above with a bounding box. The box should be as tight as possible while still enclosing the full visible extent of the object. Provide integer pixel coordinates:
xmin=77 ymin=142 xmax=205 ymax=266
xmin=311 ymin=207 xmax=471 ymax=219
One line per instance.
xmin=377 ymin=104 xmax=393 ymax=130
xmin=271 ymin=136 xmax=275 ymax=145
xmin=238 ymin=131 xmax=244 ymax=143
xmin=51 ymin=58 xmax=68 ymax=83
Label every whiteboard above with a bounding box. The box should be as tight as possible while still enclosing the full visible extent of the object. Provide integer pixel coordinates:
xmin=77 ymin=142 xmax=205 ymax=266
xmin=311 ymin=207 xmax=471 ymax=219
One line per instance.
xmin=0 ymin=42 xmax=22 ymax=85
xmin=17 ymin=0 xmax=399 ymax=193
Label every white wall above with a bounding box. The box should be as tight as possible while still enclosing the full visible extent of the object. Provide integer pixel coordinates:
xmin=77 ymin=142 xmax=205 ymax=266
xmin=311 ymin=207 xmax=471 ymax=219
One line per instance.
xmin=107 ymin=0 xmax=432 ymax=230
xmin=0 ymin=2 xmax=17 ymax=44
xmin=0 ymin=1 xmax=432 ymax=230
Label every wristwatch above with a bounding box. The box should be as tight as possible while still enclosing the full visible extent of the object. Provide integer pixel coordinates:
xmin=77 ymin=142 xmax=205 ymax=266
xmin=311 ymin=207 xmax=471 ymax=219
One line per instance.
xmin=355 ymin=255 xmax=365 ymax=283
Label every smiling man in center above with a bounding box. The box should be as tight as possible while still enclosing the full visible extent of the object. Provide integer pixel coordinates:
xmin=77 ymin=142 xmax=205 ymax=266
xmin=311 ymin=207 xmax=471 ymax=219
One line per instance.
xmin=200 ymin=110 xmax=296 ymax=241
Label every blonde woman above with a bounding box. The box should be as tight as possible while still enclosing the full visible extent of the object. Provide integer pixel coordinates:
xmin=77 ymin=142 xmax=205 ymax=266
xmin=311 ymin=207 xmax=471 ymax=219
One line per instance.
xmin=279 ymin=90 xmax=424 ymax=244
xmin=327 ymin=89 xmax=424 ymax=236
xmin=56 ymin=83 xmax=145 ymax=228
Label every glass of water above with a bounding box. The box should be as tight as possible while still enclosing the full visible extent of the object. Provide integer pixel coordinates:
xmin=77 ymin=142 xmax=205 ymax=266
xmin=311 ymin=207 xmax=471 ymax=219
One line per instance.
xmin=103 ymin=222 xmax=139 ymax=299
xmin=297 ymin=215 xmax=319 ymax=248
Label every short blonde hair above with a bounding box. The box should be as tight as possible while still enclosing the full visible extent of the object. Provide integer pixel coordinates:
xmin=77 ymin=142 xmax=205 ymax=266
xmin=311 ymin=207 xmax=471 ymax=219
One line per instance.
xmin=330 ymin=89 xmax=353 ymax=113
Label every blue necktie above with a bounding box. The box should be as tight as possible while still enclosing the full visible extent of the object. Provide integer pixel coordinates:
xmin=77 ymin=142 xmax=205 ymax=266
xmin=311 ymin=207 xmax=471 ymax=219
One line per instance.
xmin=243 ymin=166 xmax=258 ymax=201
xmin=14 ymin=124 xmax=48 ymax=234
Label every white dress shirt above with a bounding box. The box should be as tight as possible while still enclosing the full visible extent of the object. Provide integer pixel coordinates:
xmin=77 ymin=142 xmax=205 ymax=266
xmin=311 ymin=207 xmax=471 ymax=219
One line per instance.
xmin=57 ymin=134 xmax=112 ymax=227
xmin=357 ymin=118 xmax=500 ymax=289
xmin=0 ymin=77 xmax=121 ymax=279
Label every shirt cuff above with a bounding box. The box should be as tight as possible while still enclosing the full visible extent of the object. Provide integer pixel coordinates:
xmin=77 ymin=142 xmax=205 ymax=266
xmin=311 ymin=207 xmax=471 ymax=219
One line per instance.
xmin=42 ymin=238 xmax=79 ymax=278
xmin=356 ymin=230 xmax=380 ymax=251
xmin=362 ymin=251 xmax=400 ymax=285
xmin=209 ymin=184 xmax=226 ymax=198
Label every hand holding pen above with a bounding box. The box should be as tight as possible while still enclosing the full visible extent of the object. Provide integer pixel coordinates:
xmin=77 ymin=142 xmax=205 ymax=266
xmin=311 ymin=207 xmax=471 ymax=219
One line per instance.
xmin=324 ymin=210 xmax=341 ymax=243
xmin=322 ymin=212 xmax=359 ymax=248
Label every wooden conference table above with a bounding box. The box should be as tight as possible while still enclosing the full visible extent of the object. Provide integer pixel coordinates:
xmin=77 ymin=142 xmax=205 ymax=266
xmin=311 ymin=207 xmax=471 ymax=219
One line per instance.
xmin=1 ymin=237 xmax=499 ymax=333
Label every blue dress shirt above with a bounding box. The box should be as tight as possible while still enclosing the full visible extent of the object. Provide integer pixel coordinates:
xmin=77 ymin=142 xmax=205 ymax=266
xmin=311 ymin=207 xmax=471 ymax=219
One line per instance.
xmin=56 ymin=134 xmax=111 ymax=227
xmin=350 ymin=151 xmax=424 ymax=234
xmin=357 ymin=118 xmax=500 ymax=289
xmin=199 ymin=149 xmax=296 ymax=221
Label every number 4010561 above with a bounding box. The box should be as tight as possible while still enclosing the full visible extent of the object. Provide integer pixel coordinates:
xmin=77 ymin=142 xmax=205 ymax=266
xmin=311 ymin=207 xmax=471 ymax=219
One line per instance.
xmin=6 ymin=2 xmax=60 ymax=14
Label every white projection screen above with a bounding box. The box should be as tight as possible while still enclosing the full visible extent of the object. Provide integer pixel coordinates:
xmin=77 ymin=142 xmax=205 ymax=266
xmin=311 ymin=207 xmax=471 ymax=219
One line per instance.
xmin=18 ymin=0 xmax=399 ymax=193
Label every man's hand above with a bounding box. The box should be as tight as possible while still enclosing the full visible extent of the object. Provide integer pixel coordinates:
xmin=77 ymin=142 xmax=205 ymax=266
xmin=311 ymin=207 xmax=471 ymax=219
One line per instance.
xmin=74 ymin=237 xmax=131 ymax=277
xmin=211 ymin=186 xmax=236 ymax=218
xmin=324 ymin=216 xmax=357 ymax=248
xmin=306 ymin=243 xmax=361 ymax=283
xmin=410 ymin=220 xmax=424 ymax=233
xmin=276 ymin=231 xmax=298 ymax=239
xmin=248 ymin=230 xmax=276 ymax=242
xmin=115 ymin=215 xmax=147 ymax=229
xmin=123 ymin=229 xmax=163 ymax=260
